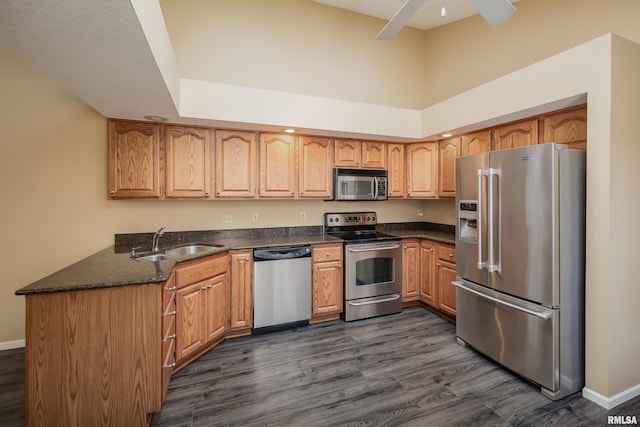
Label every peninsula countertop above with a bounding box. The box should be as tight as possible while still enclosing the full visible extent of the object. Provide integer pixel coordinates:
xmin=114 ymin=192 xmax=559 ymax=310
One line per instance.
xmin=16 ymin=223 xmax=455 ymax=295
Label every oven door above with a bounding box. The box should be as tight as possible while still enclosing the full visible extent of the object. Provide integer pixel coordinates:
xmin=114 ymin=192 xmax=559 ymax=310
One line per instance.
xmin=344 ymin=241 xmax=402 ymax=300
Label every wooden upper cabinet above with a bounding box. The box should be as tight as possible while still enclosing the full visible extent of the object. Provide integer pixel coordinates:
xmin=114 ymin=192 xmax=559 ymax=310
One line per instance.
xmin=461 ymin=130 xmax=491 ymax=156
xmin=438 ymin=137 xmax=460 ymax=198
xmin=334 ymin=139 xmax=362 ymax=167
xmin=108 ymin=120 xmax=163 ymax=199
xmin=165 ymin=126 xmax=211 ymax=199
xmin=362 ymin=141 xmax=386 ymax=169
xmin=215 ymin=130 xmax=257 ymax=198
xmin=334 ymin=140 xmax=386 ymax=169
xmin=492 ymin=118 xmax=538 ymax=151
xmin=259 ymin=133 xmax=297 ymax=198
xmin=299 ymin=136 xmax=333 ymax=199
xmin=406 ymin=142 xmax=438 ymax=198
xmin=541 ymin=105 xmax=587 ymax=150
xmin=387 ymin=143 xmax=405 ymax=198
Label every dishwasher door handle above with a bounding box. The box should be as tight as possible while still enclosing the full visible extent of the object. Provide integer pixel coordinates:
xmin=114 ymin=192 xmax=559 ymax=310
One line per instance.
xmin=347 ymin=294 xmax=400 ymax=306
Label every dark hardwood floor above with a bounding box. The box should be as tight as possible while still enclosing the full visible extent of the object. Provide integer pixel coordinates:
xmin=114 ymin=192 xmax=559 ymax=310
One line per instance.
xmin=1 ymin=307 xmax=638 ymax=426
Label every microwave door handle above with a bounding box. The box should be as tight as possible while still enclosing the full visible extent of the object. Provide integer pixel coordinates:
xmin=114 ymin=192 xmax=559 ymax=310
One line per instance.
xmin=373 ymin=177 xmax=378 ymax=198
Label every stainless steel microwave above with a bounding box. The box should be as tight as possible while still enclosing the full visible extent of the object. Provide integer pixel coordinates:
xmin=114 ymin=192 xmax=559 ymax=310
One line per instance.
xmin=333 ymin=168 xmax=388 ymax=201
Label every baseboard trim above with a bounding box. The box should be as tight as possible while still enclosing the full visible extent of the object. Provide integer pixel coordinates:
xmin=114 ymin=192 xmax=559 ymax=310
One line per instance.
xmin=583 ymin=383 xmax=640 ymax=409
xmin=0 ymin=339 xmax=25 ymax=351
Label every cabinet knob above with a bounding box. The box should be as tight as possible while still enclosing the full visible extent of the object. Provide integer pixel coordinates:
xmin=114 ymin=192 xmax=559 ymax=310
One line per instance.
xmin=110 ymin=190 xmax=116 ymax=195
xmin=326 ymin=252 xmax=331 ymax=257
xmin=448 ymin=253 xmax=453 ymax=257
xmin=246 ymin=257 xmax=250 ymax=261
xmin=430 ymin=248 xmax=434 ymax=252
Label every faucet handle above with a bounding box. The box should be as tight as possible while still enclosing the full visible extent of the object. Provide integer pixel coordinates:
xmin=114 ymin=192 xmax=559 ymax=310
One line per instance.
xmin=130 ymin=246 xmax=142 ymax=258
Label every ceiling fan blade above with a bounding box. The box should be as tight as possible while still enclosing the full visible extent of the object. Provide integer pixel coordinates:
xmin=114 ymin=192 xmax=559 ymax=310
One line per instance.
xmin=468 ymin=0 xmax=516 ymax=25
xmin=376 ymin=0 xmax=426 ymax=40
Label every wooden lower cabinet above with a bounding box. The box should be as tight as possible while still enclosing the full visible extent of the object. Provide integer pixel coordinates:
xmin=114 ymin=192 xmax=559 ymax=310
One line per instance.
xmin=401 ymin=239 xmax=420 ymax=302
xmin=229 ymin=249 xmax=253 ymax=335
xmin=419 ymin=240 xmax=437 ymax=305
xmin=161 ymin=274 xmax=177 ymax=403
xmin=434 ymin=243 xmax=457 ymax=317
xmin=25 ymin=285 xmax=162 ymax=426
xmin=174 ymin=253 xmax=229 ymax=365
xmin=311 ymin=243 xmax=343 ymax=321
xmin=436 ymin=259 xmax=457 ymax=317
xmin=401 ymin=239 xmax=456 ymax=319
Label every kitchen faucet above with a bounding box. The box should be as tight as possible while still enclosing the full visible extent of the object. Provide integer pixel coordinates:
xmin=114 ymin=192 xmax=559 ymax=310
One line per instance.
xmin=152 ymin=227 xmax=165 ymax=251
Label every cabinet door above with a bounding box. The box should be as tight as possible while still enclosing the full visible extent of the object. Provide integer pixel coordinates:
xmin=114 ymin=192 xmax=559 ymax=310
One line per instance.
xmin=203 ymin=274 xmax=228 ymax=344
xmin=387 ymin=143 xmax=405 ymax=198
xmin=402 ymin=240 xmax=420 ymax=302
xmin=165 ymin=126 xmax=211 ymax=198
xmin=461 ymin=130 xmax=491 ymax=156
xmin=542 ymin=105 xmax=587 ymax=150
xmin=419 ymin=241 xmax=436 ymax=305
xmin=108 ymin=120 xmax=163 ymax=198
xmin=406 ymin=142 xmax=438 ymax=198
xmin=259 ymin=133 xmax=297 ymax=198
xmin=175 ymin=282 xmax=205 ymax=362
xmin=312 ymin=261 xmax=343 ymax=316
xmin=436 ymin=260 xmax=457 ymax=317
xmin=438 ymin=137 xmax=460 ymax=198
xmin=334 ymin=139 xmax=361 ymax=167
xmin=215 ymin=130 xmax=257 ymax=198
xmin=493 ymin=119 xmax=538 ymax=151
xmin=230 ymin=250 xmax=253 ymax=331
xmin=362 ymin=141 xmax=386 ymax=169
xmin=299 ymin=136 xmax=333 ymax=199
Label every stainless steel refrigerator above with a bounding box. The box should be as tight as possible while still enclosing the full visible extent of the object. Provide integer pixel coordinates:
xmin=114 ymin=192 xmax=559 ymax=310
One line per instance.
xmin=454 ymin=142 xmax=585 ymax=400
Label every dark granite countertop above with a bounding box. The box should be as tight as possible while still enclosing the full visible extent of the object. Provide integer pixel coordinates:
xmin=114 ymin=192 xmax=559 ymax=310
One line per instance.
xmin=15 ymin=232 xmax=342 ymax=295
xmin=15 ymin=223 xmax=454 ymax=296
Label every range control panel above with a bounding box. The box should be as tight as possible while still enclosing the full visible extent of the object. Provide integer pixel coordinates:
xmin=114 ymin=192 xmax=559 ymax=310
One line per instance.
xmin=325 ymin=212 xmax=377 ymax=227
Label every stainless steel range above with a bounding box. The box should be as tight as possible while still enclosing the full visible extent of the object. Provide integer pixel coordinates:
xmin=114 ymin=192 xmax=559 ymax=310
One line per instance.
xmin=324 ymin=212 xmax=402 ymax=321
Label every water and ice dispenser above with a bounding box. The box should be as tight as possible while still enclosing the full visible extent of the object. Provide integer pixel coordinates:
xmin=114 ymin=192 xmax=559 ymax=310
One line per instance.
xmin=458 ymin=201 xmax=478 ymax=242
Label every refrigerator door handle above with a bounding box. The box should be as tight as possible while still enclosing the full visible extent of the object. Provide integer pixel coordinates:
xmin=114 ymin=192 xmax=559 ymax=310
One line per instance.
xmin=452 ymin=280 xmax=552 ymax=320
xmin=487 ymin=168 xmax=500 ymax=273
xmin=477 ymin=169 xmax=487 ymax=269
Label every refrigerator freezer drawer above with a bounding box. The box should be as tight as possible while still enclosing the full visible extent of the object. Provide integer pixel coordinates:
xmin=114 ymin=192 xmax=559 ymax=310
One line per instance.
xmin=454 ymin=280 xmax=558 ymax=391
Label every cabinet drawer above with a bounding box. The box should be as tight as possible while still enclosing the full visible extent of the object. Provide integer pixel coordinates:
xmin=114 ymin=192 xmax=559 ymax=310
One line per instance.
xmin=437 ymin=244 xmax=456 ymax=263
xmin=175 ymin=254 xmax=228 ymax=288
xmin=312 ymin=244 xmax=343 ymax=263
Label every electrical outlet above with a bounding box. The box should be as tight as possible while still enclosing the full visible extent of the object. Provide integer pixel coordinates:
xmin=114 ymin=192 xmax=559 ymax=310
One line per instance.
xmin=300 ymin=211 xmax=307 ymax=221
xmin=222 ymin=214 xmax=232 ymax=224
xmin=252 ymin=212 xmax=259 ymax=222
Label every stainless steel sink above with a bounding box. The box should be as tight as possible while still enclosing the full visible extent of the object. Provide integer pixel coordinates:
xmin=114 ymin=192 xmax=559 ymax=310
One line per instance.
xmin=131 ymin=243 xmax=223 ymax=261
xmin=132 ymin=253 xmax=172 ymax=262
xmin=164 ymin=244 xmax=223 ymax=257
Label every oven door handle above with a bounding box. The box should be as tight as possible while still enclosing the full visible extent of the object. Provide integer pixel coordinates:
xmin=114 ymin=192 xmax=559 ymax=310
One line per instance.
xmin=347 ymin=294 xmax=400 ymax=306
xmin=347 ymin=244 xmax=401 ymax=252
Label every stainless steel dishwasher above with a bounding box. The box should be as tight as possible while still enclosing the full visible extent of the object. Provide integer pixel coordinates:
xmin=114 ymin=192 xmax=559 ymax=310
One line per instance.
xmin=253 ymin=245 xmax=312 ymax=333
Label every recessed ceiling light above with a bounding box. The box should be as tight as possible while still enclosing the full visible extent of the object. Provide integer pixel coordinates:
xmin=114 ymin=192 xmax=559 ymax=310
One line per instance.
xmin=441 ymin=133 xmax=453 ymax=138
xmin=284 ymin=128 xmax=296 ymax=133
xmin=143 ymin=115 xmax=168 ymax=122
